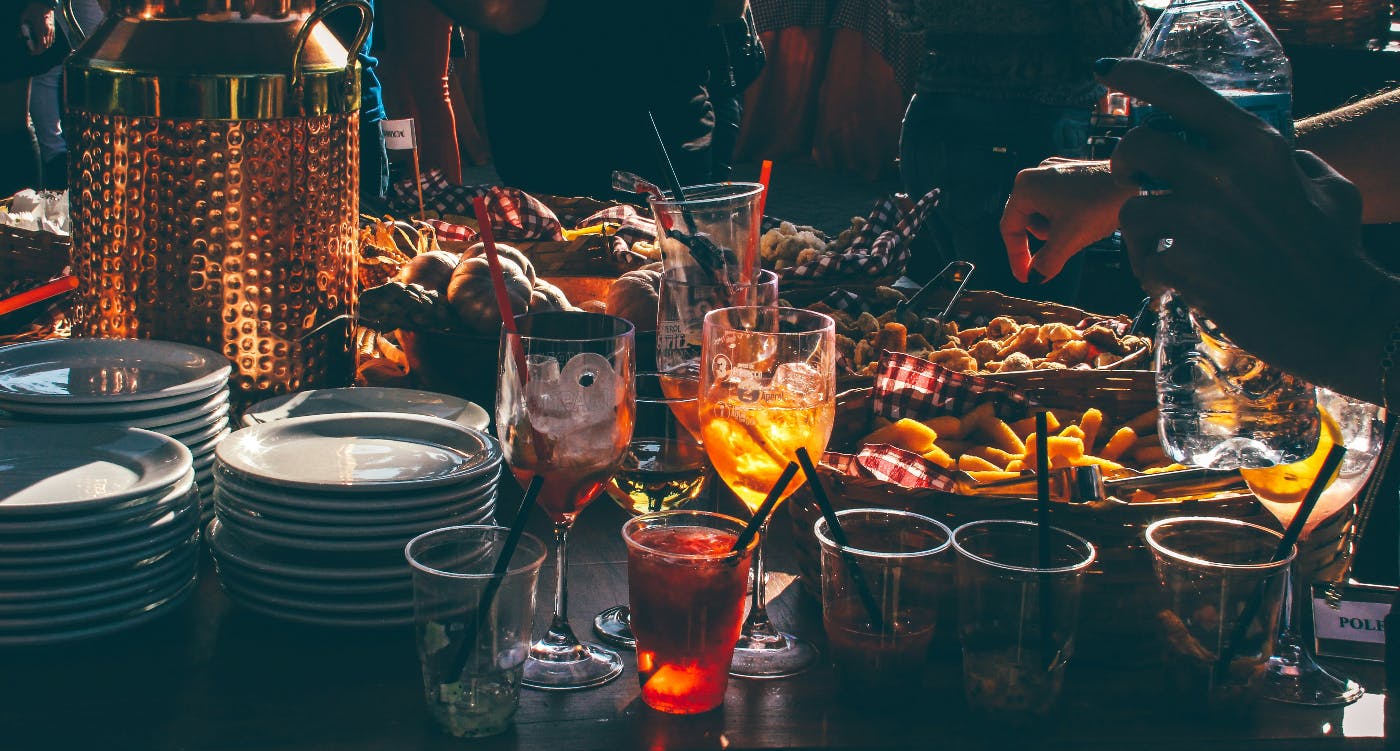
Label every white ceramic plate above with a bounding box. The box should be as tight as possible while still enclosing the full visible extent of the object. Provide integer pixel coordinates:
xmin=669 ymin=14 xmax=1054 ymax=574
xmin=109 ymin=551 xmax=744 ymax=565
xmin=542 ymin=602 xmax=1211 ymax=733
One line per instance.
xmin=0 ymin=474 xmax=196 ymax=538
xmin=206 ymin=519 xmax=411 ymax=582
xmin=0 ymin=543 xmax=198 ymax=604
xmin=0 ymin=426 xmax=192 ymax=514
xmin=211 ymin=558 xmax=412 ymax=597
xmin=216 ymin=502 xmax=493 ymax=553
xmin=215 ymin=491 xmax=493 ymax=541
xmin=0 ymin=339 xmax=229 ymax=404
xmin=243 ymin=387 xmax=489 ymax=432
xmin=145 ymin=402 xmax=230 ymax=439
xmin=216 ymin=413 xmax=501 ymax=492
xmin=212 ymin=463 xmax=500 ymax=512
xmin=0 ymin=575 xmax=197 ymax=644
xmin=215 ymin=484 xmax=497 ymax=526
xmin=0 ymin=555 xmax=196 ymax=616
xmin=216 ymin=571 xmax=413 ymax=613
xmin=169 ymin=419 xmax=232 ymax=450
xmin=0 ymin=526 xmax=199 ymax=583
xmin=0 ymin=497 xmax=199 ymax=565
xmin=221 ymin=586 xmax=412 ymax=628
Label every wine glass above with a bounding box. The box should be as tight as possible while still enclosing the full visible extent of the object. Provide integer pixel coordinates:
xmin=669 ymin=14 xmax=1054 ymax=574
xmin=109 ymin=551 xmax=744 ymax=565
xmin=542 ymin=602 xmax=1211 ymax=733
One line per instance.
xmin=593 ymin=372 xmax=710 ymax=650
xmin=1240 ymin=388 xmax=1385 ymax=705
xmin=657 ymin=268 xmax=779 ymax=389
xmin=496 ymin=311 xmax=636 ymax=690
xmin=699 ymin=305 xmax=836 ymax=677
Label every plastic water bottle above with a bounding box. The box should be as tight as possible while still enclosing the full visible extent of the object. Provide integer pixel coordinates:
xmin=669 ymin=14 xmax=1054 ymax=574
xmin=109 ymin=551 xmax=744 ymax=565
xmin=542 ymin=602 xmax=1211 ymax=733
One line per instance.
xmin=1135 ymin=0 xmax=1320 ymax=469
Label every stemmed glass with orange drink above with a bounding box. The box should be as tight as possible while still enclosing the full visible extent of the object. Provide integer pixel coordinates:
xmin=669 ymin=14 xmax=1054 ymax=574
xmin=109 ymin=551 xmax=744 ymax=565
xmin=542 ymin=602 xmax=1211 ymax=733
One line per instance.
xmin=699 ymin=306 xmax=836 ymax=677
xmin=496 ymin=311 xmax=636 ymax=690
xmin=1238 ymin=388 xmax=1385 ymax=706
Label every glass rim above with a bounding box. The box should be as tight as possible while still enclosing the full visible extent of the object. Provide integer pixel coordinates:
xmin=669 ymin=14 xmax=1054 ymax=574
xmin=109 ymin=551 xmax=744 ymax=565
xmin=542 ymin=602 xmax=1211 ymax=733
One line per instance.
xmin=1144 ymin=516 xmax=1296 ymax=571
xmin=813 ymin=508 xmax=953 ymax=560
xmin=648 ymin=182 xmax=764 ymax=206
xmin=661 ymin=267 xmax=779 ymax=288
xmin=505 ymin=310 xmax=635 ymax=344
xmin=635 ymin=372 xmax=695 ymax=405
xmin=703 ymin=305 xmax=835 ymax=335
xmin=621 ymin=509 xmax=757 ymax=560
xmin=950 ymin=519 xmax=1097 ymax=575
xmin=404 ymin=525 xmax=548 ymax=579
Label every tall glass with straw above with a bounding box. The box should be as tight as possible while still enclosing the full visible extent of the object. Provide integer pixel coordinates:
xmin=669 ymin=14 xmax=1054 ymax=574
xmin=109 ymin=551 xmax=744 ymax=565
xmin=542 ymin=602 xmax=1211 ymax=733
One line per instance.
xmin=496 ymin=311 xmax=636 ymax=690
xmin=699 ymin=306 xmax=836 ymax=677
xmin=1238 ymin=389 xmax=1385 ymax=705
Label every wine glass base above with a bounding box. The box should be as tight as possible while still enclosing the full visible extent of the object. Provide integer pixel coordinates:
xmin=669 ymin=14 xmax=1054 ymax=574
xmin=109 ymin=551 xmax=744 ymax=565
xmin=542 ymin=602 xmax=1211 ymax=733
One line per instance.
xmin=592 ymin=605 xmax=636 ymax=650
xmin=522 ymin=640 xmax=624 ymax=691
xmin=1261 ymin=651 xmax=1364 ymax=706
xmin=729 ymin=631 xmax=816 ymax=679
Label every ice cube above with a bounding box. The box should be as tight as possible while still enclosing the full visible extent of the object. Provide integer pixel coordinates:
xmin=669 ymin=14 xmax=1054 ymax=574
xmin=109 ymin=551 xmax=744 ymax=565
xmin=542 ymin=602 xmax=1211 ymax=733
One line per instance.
xmin=771 ymin=361 xmax=823 ymax=395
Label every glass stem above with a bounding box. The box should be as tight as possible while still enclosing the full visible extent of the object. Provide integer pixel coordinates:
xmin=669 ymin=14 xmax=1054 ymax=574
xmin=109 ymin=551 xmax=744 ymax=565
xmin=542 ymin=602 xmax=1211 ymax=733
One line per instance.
xmin=743 ymin=522 xmax=780 ymax=639
xmin=1277 ymin=556 xmax=1306 ymax=652
xmin=544 ymin=521 xmax=577 ymax=646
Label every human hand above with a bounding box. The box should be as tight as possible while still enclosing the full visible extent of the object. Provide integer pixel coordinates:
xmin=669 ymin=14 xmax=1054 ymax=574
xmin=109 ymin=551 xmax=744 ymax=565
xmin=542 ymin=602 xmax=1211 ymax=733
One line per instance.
xmin=1001 ymin=158 xmax=1136 ymax=283
xmin=1101 ymin=57 xmax=1376 ymax=385
xmin=20 ymin=2 xmax=55 ymax=54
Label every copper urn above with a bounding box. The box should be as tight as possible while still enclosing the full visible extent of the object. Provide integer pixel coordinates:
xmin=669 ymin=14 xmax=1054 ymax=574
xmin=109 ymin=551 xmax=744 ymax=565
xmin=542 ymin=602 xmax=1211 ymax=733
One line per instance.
xmin=64 ymin=0 xmax=370 ymax=401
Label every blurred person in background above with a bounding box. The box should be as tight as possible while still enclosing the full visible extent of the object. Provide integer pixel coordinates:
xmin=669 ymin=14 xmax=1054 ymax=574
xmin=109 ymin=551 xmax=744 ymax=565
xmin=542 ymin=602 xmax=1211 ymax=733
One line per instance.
xmin=27 ymin=0 xmax=102 ymax=190
xmin=377 ymin=0 xmax=463 ymax=184
xmin=320 ymin=0 xmax=390 ymax=207
xmin=891 ymin=0 xmax=1145 ymax=301
xmin=706 ymin=4 xmax=762 ymax=182
xmin=431 ymin=0 xmax=745 ymax=200
xmin=0 ymin=0 xmax=64 ymax=197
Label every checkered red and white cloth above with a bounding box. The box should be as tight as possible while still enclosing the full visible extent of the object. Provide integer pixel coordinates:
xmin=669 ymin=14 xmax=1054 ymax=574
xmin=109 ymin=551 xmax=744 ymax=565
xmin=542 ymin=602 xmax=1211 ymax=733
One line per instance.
xmin=392 ymin=170 xmax=662 ymax=264
xmin=780 ymin=188 xmax=939 ymax=281
xmin=823 ymin=351 xmax=1035 ymax=490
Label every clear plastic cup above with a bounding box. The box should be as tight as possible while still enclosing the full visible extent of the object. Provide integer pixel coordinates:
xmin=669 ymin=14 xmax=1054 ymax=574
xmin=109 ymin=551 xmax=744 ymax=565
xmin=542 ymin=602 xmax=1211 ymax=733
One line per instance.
xmin=406 ymin=526 xmax=548 ymax=738
xmin=952 ymin=520 xmax=1096 ymax=724
xmin=648 ymin=183 xmax=764 ymax=286
xmin=623 ymin=510 xmax=756 ymax=714
xmin=1145 ymin=516 xmax=1294 ymax=712
xmin=814 ymin=508 xmax=952 ymax=695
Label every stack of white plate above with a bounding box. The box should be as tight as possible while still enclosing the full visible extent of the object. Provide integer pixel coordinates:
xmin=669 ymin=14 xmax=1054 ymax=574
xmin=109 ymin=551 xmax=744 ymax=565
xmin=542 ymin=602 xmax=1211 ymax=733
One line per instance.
xmin=0 ymin=425 xmax=200 ymax=646
xmin=0 ymin=339 xmax=232 ymax=523
xmin=241 ymin=386 xmax=489 ymax=430
xmin=209 ymin=413 xmax=502 ymax=627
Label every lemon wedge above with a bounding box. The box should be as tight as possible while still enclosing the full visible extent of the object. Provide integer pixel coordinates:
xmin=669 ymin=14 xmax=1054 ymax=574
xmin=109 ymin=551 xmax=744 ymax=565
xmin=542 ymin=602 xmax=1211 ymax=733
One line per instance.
xmin=1239 ymin=407 xmax=1342 ymax=505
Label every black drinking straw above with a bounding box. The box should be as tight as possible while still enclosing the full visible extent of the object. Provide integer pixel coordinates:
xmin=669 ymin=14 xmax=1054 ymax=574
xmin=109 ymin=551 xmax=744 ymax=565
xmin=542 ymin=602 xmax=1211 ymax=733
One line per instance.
xmin=1034 ymin=412 xmax=1054 ymax=668
xmin=443 ymin=474 xmax=544 ymax=683
xmin=730 ymin=461 xmax=800 ymax=554
xmin=646 ymin=111 xmax=699 ymax=235
xmin=796 ymin=448 xmax=885 ymax=631
xmin=1216 ymin=443 xmax=1347 ymax=672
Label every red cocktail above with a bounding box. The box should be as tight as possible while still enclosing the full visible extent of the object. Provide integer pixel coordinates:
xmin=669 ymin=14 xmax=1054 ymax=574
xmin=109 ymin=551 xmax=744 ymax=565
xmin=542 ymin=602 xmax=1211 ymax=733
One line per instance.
xmin=623 ymin=511 xmax=755 ymax=714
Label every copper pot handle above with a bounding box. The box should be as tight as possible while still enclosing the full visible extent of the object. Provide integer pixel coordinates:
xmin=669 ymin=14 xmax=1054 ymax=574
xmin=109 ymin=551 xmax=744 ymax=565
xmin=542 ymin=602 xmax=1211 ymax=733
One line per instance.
xmin=290 ymin=0 xmax=374 ymax=114
xmin=61 ymin=0 xmax=86 ymax=46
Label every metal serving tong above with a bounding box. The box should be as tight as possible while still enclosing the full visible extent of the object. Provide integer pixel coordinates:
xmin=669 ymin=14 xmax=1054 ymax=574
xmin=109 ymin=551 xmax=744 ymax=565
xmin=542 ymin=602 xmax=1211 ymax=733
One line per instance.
xmin=954 ymin=465 xmax=1247 ymax=504
xmin=896 ymin=260 xmax=975 ymax=323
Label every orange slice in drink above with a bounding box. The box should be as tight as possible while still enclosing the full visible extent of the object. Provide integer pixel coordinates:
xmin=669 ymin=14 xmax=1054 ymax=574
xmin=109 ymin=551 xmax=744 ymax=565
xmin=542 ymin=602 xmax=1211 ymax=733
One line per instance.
xmin=1239 ymin=406 xmax=1342 ymax=505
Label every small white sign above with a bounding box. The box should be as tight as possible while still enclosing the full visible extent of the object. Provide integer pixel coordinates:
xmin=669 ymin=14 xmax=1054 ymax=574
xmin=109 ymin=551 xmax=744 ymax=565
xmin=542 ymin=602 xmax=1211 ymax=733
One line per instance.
xmin=1313 ymin=598 xmax=1390 ymax=644
xmin=380 ymin=118 xmax=417 ymax=151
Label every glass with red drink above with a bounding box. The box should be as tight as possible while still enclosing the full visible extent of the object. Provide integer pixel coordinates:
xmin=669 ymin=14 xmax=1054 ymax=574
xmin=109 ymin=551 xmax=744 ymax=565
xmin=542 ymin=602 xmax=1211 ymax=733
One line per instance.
xmin=623 ymin=510 xmax=756 ymax=714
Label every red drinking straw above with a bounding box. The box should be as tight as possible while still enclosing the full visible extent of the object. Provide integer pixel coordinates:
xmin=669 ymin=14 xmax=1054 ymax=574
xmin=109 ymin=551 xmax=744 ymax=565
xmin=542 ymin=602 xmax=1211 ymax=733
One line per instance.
xmin=0 ymin=275 xmax=77 ymax=319
xmin=757 ymin=159 xmax=772 ymax=220
xmin=473 ymin=196 xmax=528 ymax=383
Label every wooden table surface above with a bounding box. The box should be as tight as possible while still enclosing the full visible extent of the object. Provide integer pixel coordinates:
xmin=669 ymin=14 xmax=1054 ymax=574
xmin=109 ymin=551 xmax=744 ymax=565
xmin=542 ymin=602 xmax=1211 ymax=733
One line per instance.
xmin=0 ymin=480 xmax=1389 ymax=751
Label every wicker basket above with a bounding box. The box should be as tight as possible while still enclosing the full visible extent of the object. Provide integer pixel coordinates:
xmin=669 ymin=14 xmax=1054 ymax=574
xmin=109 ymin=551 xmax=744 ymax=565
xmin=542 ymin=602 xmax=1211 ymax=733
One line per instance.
xmin=0 ymin=197 xmax=71 ymax=284
xmin=789 ymin=375 xmax=1354 ymax=667
xmin=1253 ymin=0 xmax=1392 ymax=47
xmin=792 ymin=288 xmax=1152 ymax=388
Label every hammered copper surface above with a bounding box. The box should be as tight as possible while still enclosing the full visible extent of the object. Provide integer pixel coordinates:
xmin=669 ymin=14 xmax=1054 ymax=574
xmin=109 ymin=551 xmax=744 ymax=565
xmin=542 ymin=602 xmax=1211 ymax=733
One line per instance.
xmin=69 ymin=112 xmax=359 ymax=401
